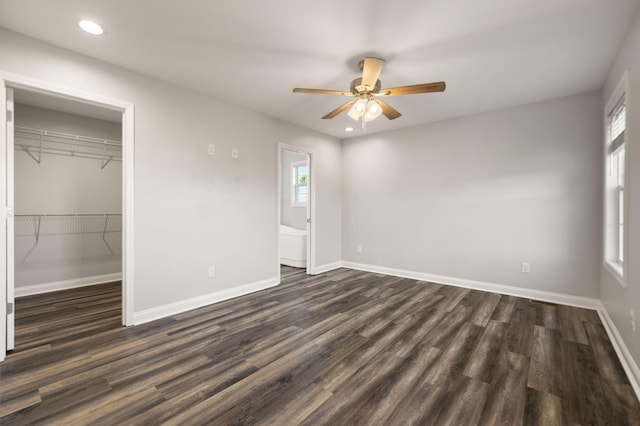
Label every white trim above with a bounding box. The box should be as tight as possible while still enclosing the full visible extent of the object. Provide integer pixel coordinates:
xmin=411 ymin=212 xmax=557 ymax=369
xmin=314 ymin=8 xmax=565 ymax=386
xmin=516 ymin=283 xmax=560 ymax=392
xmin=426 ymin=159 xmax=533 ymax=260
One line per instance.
xmin=311 ymin=261 xmax=343 ymax=275
xmin=0 ymin=71 xmax=135 ymax=330
xmin=15 ymin=273 xmax=123 ymax=298
xmin=133 ymin=277 xmax=279 ymax=325
xmin=277 ymin=143 xmax=316 ymax=279
xmin=277 ymin=146 xmax=282 ymax=278
xmin=605 ymin=71 xmax=629 ymax=116
xmin=0 ymin=80 xmax=7 ymax=361
xmin=604 ymin=260 xmax=625 ymax=287
xmin=5 ymin=87 xmax=14 ymax=350
xmin=122 ymin=105 xmax=135 ymax=326
xmin=341 ymin=261 xmax=600 ymax=310
xmin=603 ymin=70 xmax=629 ymax=288
xmin=596 ymin=303 xmax=640 ymax=401
xmin=0 ymin=71 xmax=132 ymax=111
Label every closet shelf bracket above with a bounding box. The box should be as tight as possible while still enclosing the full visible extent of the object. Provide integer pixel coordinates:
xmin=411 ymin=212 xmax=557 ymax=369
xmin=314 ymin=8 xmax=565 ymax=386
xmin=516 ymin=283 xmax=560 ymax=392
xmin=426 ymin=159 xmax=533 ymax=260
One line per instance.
xmin=19 ymin=132 xmax=42 ymax=164
xmin=33 ymin=215 xmax=41 ymax=244
xmin=102 ymin=214 xmax=116 ymax=255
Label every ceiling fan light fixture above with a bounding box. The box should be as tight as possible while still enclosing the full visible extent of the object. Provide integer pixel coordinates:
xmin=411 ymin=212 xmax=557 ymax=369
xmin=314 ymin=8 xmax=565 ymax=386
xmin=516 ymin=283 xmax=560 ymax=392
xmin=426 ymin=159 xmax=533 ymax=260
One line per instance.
xmin=364 ymin=100 xmax=383 ymax=122
xmin=347 ymin=98 xmax=367 ymax=121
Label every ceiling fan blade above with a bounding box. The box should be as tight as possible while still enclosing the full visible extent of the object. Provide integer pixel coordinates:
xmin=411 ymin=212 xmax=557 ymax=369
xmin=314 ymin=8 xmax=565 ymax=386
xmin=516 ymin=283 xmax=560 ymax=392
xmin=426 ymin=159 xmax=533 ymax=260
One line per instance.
xmin=379 ymin=82 xmax=446 ymax=96
xmin=361 ymin=57 xmax=385 ymax=90
xmin=374 ymin=99 xmax=402 ymax=120
xmin=322 ymin=100 xmax=357 ymax=119
xmin=293 ymin=88 xmax=352 ymax=96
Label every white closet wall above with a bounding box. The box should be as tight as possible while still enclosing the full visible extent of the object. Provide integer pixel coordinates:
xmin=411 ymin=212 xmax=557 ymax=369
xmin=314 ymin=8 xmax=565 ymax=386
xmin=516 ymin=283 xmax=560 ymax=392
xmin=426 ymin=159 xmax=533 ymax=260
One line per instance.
xmin=14 ymin=104 xmax=122 ymax=288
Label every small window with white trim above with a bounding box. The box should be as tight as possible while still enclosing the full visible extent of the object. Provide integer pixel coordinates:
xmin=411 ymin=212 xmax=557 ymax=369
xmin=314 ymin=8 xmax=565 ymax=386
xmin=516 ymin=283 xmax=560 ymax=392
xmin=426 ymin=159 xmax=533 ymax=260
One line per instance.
xmin=604 ymin=83 xmax=626 ymax=283
xmin=291 ymin=161 xmax=308 ymax=207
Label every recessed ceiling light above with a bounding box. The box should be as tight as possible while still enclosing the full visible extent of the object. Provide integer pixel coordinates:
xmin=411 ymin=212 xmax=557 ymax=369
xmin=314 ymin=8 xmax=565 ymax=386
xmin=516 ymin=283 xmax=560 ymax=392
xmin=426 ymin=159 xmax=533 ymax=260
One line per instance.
xmin=345 ymin=127 xmax=354 ymax=132
xmin=79 ymin=20 xmax=104 ymax=35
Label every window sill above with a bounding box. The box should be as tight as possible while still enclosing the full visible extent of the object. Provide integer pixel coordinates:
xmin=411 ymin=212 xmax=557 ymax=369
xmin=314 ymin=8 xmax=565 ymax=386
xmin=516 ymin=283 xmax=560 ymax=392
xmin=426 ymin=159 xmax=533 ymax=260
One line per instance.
xmin=604 ymin=260 xmax=626 ymax=288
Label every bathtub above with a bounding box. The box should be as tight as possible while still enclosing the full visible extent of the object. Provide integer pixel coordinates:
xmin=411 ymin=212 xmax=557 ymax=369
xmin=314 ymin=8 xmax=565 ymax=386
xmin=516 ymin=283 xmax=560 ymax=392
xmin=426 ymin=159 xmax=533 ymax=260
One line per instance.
xmin=279 ymin=224 xmax=307 ymax=268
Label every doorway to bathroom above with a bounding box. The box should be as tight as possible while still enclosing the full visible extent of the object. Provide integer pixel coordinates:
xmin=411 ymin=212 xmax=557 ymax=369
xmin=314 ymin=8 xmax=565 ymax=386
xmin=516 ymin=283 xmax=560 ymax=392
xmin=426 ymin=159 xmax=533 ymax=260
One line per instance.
xmin=278 ymin=144 xmax=314 ymax=279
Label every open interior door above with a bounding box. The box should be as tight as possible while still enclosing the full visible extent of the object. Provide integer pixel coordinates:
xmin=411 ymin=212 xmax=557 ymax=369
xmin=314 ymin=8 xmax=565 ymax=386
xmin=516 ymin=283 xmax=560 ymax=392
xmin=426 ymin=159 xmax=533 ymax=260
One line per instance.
xmin=304 ymin=153 xmax=312 ymax=275
xmin=5 ymin=87 xmax=14 ymax=351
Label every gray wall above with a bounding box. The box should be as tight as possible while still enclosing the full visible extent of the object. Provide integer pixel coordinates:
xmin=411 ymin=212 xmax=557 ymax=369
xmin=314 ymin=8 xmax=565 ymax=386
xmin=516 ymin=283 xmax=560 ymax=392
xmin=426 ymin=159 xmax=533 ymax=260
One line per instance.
xmin=0 ymin=28 xmax=342 ymax=312
xmin=280 ymin=149 xmax=307 ymax=230
xmin=601 ymin=7 xmax=640 ymax=372
xmin=13 ymin=104 xmax=122 ymax=286
xmin=342 ymin=91 xmax=602 ymax=298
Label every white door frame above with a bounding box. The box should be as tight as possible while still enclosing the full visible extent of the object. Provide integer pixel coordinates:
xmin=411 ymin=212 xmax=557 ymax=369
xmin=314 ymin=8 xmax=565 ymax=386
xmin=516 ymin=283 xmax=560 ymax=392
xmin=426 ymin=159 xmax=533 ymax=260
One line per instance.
xmin=277 ymin=143 xmax=316 ymax=279
xmin=0 ymin=72 xmax=135 ymax=361
xmin=5 ymin=87 xmax=14 ymax=350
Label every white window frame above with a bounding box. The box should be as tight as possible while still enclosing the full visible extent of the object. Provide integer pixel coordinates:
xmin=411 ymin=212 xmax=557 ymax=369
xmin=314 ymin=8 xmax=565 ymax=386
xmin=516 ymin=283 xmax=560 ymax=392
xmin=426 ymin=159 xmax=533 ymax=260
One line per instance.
xmin=291 ymin=160 xmax=308 ymax=207
xmin=603 ymin=72 xmax=628 ymax=287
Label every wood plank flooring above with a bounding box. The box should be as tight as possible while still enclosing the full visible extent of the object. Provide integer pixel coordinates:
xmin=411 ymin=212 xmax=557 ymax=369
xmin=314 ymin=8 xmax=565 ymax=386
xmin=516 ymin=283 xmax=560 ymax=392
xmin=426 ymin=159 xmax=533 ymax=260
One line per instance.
xmin=1 ymin=266 xmax=639 ymax=425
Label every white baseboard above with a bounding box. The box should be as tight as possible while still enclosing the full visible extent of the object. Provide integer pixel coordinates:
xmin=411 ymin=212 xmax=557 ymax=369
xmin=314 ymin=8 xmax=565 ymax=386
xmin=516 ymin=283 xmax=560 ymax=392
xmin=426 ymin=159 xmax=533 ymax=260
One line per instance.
xmin=341 ymin=261 xmax=600 ymax=310
xmin=311 ymin=261 xmax=343 ymax=275
xmin=15 ymin=273 xmax=122 ymax=297
xmin=596 ymin=304 xmax=640 ymax=401
xmin=133 ymin=277 xmax=279 ymax=325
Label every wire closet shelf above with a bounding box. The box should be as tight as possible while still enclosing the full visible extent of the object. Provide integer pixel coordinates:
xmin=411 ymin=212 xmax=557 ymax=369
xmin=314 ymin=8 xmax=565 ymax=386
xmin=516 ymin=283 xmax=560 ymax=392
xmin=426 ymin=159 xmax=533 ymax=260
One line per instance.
xmin=14 ymin=214 xmax=122 ymax=256
xmin=14 ymin=125 xmax=122 ymax=169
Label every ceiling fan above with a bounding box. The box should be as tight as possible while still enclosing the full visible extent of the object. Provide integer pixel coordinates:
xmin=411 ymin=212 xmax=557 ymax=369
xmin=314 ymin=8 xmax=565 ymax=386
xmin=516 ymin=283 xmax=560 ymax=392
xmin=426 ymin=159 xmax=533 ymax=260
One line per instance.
xmin=293 ymin=57 xmax=445 ymax=122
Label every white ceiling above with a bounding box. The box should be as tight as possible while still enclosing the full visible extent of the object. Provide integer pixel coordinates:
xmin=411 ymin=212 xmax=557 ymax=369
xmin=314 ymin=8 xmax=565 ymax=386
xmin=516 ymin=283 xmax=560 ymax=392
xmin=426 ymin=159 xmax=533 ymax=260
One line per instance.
xmin=0 ymin=0 xmax=638 ymax=138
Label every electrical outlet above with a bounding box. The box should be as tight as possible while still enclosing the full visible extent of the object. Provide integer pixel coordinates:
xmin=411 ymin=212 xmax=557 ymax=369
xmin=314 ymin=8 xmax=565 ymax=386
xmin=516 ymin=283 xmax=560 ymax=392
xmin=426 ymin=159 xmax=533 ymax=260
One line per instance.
xmin=356 ymin=244 xmax=362 ymax=253
xmin=631 ymin=309 xmax=636 ymax=332
xmin=208 ymin=144 xmax=215 ymax=156
xmin=231 ymin=148 xmax=239 ymax=159
xmin=521 ymin=262 xmax=531 ymax=274
xmin=208 ymin=266 xmax=216 ymax=278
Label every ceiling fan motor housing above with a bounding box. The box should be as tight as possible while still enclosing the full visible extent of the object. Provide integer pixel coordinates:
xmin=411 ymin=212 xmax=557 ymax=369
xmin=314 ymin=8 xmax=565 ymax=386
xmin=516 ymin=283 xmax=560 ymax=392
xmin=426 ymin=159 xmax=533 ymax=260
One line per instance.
xmin=350 ymin=77 xmax=381 ymax=95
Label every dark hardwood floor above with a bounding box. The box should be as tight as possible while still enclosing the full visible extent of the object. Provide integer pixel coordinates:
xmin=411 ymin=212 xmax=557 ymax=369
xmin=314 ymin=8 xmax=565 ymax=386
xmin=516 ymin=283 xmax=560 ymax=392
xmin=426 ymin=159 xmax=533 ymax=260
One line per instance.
xmin=1 ymin=266 xmax=639 ymax=425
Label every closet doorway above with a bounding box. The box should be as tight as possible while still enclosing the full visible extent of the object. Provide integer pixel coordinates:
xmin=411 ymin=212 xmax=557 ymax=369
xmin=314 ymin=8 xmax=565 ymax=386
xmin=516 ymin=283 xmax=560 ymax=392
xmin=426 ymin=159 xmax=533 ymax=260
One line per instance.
xmin=1 ymin=76 xmax=134 ymax=360
xmin=278 ymin=144 xmax=314 ymax=279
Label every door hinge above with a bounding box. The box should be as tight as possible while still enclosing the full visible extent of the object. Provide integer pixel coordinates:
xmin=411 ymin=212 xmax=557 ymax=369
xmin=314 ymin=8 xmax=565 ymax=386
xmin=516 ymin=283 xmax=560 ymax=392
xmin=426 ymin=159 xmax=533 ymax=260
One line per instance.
xmin=7 ymin=302 xmax=13 ymax=315
xmin=7 ymin=110 xmax=13 ymax=123
xmin=306 ymin=218 xmax=311 ymax=223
